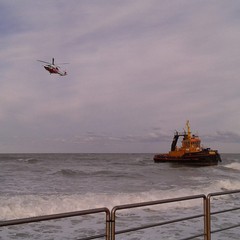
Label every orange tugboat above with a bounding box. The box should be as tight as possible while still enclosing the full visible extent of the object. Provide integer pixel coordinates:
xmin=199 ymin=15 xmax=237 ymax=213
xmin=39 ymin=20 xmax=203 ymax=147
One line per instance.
xmin=154 ymin=121 xmax=221 ymax=166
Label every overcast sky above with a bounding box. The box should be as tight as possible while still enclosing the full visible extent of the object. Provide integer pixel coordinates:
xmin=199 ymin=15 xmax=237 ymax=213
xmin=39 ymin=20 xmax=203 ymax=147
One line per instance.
xmin=1 ymin=0 xmax=240 ymax=153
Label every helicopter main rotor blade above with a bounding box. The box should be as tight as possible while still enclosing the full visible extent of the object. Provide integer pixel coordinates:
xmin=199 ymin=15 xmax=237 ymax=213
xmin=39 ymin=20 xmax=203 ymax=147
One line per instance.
xmin=37 ymin=60 xmax=51 ymax=64
xmin=56 ymin=62 xmax=69 ymax=65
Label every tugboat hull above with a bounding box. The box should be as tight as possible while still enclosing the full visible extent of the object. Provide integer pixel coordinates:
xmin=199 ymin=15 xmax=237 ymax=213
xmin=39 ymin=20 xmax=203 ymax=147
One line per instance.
xmin=154 ymin=150 xmax=221 ymax=166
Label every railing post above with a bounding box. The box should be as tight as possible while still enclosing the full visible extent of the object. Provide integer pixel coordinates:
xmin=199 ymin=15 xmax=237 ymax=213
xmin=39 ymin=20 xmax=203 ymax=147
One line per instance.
xmin=111 ymin=208 xmax=116 ymax=240
xmin=206 ymin=195 xmax=211 ymax=240
xmin=105 ymin=209 xmax=111 ymax=240
xmin=203 ymin=195 xmax=208 ymax=240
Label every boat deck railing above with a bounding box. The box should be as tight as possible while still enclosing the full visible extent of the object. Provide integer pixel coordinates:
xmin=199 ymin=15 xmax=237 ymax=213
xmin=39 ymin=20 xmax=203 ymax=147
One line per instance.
xmin=0 ymin=189 xmax=239 ymax=240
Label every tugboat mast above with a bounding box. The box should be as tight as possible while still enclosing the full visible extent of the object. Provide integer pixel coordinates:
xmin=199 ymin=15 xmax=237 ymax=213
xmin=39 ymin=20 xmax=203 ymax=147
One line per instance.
xmin=186 ymin=120 xmax=191 ymax=139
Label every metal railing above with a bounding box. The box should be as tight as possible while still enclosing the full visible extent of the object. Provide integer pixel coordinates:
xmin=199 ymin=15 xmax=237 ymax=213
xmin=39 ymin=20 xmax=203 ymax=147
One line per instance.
xmin=0 ymin=190 xmax=239 ymax=240
xmin=206 ymin=189 xmax=240 ymax=240
xmin=0 ymin=207 xmax=111 ymax=240
xmin=111 ymin=194 xmax=207 ymax=240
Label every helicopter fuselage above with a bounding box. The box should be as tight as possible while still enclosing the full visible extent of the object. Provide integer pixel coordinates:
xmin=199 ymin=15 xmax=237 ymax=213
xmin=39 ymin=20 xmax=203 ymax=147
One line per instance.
xmin=44 ymin=64 xmax=67 ymax=76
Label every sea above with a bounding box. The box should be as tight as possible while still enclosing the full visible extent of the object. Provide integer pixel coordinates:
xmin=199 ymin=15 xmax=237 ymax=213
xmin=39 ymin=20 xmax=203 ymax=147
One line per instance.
xmin=0 ymin=153 xmax=239 ymax=240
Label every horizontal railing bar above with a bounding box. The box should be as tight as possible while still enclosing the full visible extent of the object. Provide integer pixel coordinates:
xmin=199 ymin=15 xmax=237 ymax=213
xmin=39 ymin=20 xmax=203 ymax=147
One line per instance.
xmin=207 ymin=189 xmax=240 ymax=198
xmin=211 ymin=206 xmax=240 ymax=215
xmin=211 ymin=223 xmax=240 ymax=234
xmin=179 ymin=232 xmax=205 ymax=240
xmin=0 ymin=207 xmax=110 ymax=227
xmin=77 ymin=233 xmax=106 ymax=240
xmin=115 ymin=214 xmax=204 ymax=235
xmin=112 ymin=194 xmax=205 ymax=212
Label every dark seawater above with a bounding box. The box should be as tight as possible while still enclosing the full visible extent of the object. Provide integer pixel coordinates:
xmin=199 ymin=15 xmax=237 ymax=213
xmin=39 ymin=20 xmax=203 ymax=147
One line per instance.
xmin=0 ymin=153 xmax=239 ymax=239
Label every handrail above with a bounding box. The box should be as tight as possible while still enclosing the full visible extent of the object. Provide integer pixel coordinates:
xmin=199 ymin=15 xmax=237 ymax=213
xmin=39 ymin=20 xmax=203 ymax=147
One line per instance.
xmin=0 ymin=207 xmax=111 ymax=240
xmin=206 ymin=189 xmax=240 ymax=240
xmin=111 ymin=194 xmax=206 ymax=240
xmin=0 ymin=190 xmax=239 ymax=240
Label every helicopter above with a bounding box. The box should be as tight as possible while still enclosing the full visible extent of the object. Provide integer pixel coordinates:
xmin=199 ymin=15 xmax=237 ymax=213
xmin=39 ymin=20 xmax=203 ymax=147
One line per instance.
xmin=37 ymin=58 xmax=68 ymax=76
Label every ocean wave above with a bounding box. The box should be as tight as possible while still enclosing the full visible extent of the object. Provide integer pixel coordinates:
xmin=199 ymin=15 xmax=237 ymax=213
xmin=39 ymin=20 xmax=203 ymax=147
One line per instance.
xmin=50 ymin=169 xmax=142 ymax=179
xmin=51 ymin=169 xmax=88 ymax=177
xmin=223 ymin=162 xmax=240 ymax=171
xmin=17 ymin=158 xmax=39 ymax=164
xmin=1 ymin=179 xmax=239 ymax=221
xmin=51 ymin=169 xmax=123 ymax=177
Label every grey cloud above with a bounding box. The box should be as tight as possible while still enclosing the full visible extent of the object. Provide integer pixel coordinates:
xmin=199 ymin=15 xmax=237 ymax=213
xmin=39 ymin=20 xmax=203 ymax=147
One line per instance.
xmin=1 ymin=0 xmax=240 ymax=152
xmin=204 ymin=131 xmax=240 ymax=144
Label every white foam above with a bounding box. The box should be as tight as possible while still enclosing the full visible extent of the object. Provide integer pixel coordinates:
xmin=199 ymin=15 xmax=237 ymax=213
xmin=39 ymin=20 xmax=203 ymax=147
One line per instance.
xmin=224 ymin=162 xmax=240 ymax=171
xmin=1 ymin=178 xmax=239 ymax=221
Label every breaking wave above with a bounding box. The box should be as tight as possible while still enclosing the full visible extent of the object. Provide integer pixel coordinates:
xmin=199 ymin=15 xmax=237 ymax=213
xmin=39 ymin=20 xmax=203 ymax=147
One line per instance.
xmin=1 ymin=178 xmax=239 ymax=221
xmin=224 ymin=162 xmax=240 ymax=171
